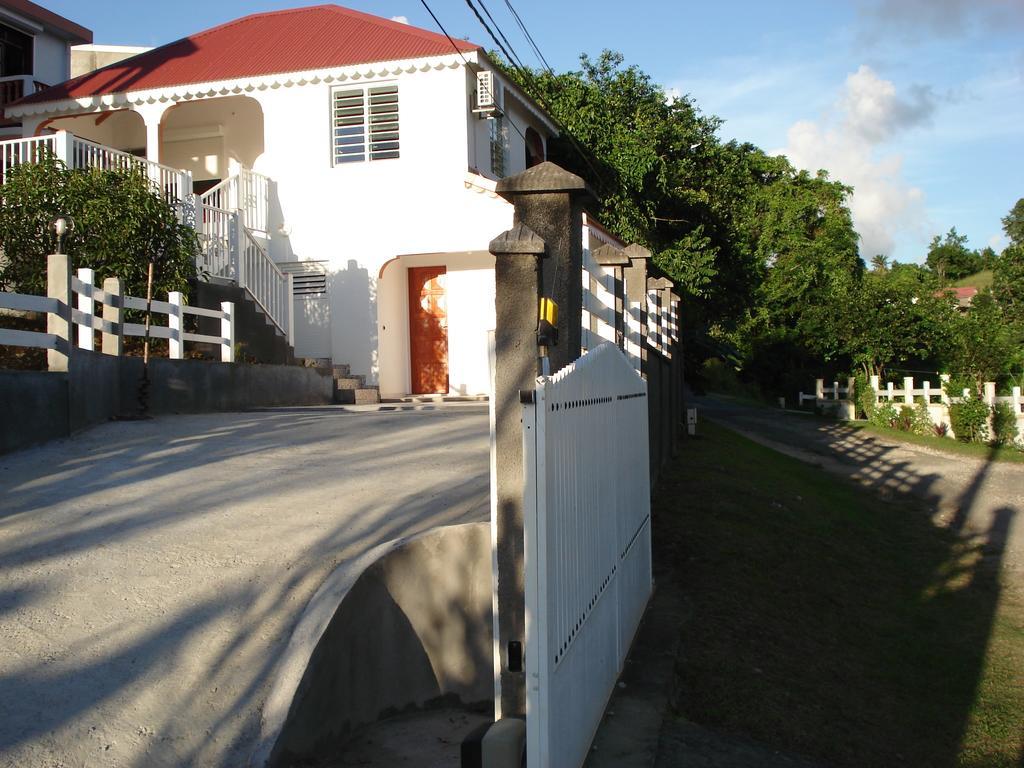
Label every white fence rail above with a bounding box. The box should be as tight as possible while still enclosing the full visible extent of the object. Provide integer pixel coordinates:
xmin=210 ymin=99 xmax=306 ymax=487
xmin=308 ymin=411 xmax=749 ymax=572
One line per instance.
xmin=0 ymin=261 xmax=235 ymax=364
xmin=522 ymin=342 xmax=652 ymax=768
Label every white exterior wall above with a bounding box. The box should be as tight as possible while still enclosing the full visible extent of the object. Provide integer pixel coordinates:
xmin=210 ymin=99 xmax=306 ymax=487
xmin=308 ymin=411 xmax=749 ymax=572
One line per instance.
xmin=32 ymin=31 xmax=69 ymax=85
xmin=249 ymin=62 xmax=518 ymax=393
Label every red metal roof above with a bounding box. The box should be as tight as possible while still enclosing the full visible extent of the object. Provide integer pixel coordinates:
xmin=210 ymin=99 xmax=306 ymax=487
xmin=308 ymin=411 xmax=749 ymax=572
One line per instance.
xmin=18 ymin=4 xmax=479 ymax=105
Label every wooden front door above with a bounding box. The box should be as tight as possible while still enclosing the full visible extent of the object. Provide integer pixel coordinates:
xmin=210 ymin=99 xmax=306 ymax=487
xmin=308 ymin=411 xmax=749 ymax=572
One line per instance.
xmin=408 ymin=266 xmax=449 ymax=394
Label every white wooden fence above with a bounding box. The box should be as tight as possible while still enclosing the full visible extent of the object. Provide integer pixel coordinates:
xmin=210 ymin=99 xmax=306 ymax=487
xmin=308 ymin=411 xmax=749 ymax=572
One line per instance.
xmin=0 ymin=256 xmax=235 ymax=366
xmin=522 ymin=342 xmax=652 ymax=768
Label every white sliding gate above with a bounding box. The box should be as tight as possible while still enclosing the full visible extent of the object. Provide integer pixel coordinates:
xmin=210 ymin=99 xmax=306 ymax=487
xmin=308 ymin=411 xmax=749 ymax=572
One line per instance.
xmin=522 ymin=342 xmax=653 ymax=768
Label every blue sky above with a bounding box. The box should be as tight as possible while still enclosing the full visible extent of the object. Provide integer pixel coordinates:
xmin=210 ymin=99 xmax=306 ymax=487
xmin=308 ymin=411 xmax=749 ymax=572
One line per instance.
xmin=49 ymin=0 xmax=1023 ymax=263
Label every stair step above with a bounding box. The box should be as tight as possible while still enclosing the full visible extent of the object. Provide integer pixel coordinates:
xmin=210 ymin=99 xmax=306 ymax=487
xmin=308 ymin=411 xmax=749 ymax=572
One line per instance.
xmin=334 ymin=375 xmax=366 ymax=390
xmin=332 ymin=363 xmax=351 ymax=376
xmin=334 ymin=386 xmax=380 ymax=405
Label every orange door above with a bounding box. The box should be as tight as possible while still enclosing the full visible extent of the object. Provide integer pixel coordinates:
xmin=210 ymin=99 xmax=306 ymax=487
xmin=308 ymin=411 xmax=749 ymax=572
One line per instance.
xmin=408 ymin=266 xmax=449 ymax=394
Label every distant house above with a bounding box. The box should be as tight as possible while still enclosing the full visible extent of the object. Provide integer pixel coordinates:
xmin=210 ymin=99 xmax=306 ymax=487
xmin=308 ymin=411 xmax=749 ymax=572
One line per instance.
xmin=0 ymin=0 xmax=91 ymax=137
xmin=5 ymin=5 xmax=557 ymax=399
xmin=940 ymin=285 xmax=978 ymax=310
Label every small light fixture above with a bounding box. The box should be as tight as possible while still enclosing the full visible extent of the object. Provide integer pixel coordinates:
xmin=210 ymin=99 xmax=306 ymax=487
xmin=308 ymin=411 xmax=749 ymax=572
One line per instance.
xmin=51 ymin=215 xmax=75 ymax=255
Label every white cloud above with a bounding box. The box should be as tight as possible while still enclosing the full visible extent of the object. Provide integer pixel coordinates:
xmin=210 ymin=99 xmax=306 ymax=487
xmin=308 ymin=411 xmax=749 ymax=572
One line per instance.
xmin=779 ymin=66 xmax=931 ymax=258
xmin=390 ymin=15 xmax=409 ymax=24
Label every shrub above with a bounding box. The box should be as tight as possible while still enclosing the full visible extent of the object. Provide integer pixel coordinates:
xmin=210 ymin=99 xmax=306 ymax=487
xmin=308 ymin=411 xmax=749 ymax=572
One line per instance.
xmin=853 ymin=373 xmax=876 ymax=420
xmin=895 ymin=405 xmax=915 ymax=432
xmin=870 ymin=401 xmax=899 ymax=429
xmin=991 ymin=401 xmax=1019 ymax=446
xmin=933 ymin=422 xmax=949 ymax=438
xmin=911 ymin=401 xmax=935 ymax=436
xmin=949 ymin=396 xmax=990 ymax=443
xmin=0 ymin=152 xmax=198 ymax=299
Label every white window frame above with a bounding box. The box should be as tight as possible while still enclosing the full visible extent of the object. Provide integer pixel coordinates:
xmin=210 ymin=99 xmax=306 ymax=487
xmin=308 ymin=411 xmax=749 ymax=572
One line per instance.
xmin=331 ymin=81 xmax=400 ymax=166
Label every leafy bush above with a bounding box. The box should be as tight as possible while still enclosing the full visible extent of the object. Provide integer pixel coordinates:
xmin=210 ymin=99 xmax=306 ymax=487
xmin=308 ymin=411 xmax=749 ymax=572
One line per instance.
xmin=701 ymin=357 xmax=762 ymax=400
xmin=933 ymin=421 xmax=949 ymax=438
xmin=949 ymin=396 xmax=990 ymax=443
xmin=991 ymin=402 xmax=1019 ymax=446
xmin=911 ymin=401 xmax=935 ymax=435
xmin=0 ymin=152 xmax=198 ymax=299
xmin=869 ymin=401 xmax=899 ymax=429
xmin=895 ymin=406 xmax=915 ymax=432
xmin=853 ymin=372 xmax=876 ymax=420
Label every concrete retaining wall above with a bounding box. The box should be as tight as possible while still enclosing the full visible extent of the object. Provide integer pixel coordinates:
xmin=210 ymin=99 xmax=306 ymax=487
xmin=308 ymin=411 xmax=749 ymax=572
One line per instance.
xmin=259 ymin=521 xmax=494 ymax=768
xmin=0 ymin=370 xmax=69 ymax=454
xmin=0 ymin=352 xmax=334 ymax=454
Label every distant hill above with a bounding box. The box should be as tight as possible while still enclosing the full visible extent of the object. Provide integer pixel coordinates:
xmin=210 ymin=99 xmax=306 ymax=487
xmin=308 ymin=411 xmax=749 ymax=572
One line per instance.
xmin=951 ymin=269 xmax=993 ymax=289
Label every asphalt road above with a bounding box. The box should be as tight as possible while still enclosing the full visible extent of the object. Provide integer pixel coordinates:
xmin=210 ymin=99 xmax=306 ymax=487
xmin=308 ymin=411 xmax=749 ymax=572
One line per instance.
xmin=0 ymin=405 xmax=490 ymax=768
xmin=696 ymin=395 xmax=1024 ymax=582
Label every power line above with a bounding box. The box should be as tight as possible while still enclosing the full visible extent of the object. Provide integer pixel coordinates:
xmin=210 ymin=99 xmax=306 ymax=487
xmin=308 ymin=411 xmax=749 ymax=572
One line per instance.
xmin=503 ymin=0 xmax=552 ymax=74
xmin=417 ymin=0 xmax=470 ymax=67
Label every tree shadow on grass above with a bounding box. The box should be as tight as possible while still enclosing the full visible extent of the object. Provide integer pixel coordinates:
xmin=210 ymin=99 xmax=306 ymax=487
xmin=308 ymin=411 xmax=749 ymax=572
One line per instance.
xmin=654 ymin=423 xmax=1021 ymax=768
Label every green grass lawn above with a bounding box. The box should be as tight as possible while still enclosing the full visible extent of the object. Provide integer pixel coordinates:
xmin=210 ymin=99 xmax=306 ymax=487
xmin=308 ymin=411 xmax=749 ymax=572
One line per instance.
xmin=847 ymin=422 xmax=1024 ymax=464
xmin=951 ymin=270 xmax=994 ymax=289
xmin=654 ymin=421 xmax=1024 ymax=768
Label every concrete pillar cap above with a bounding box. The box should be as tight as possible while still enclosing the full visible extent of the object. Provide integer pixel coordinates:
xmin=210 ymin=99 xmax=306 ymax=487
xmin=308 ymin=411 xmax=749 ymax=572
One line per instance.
xmin=495 ymin=161 xmax=596 ymax=203
xmin=647 ymin=276 xmax=673 ymax=290
xmin=623 ymin=243 xmax=652 ymax=262
xmin=489 ymin=222 xmax=547 ymax=256
xmin=593 ymin=243 xmax=629 ymax=266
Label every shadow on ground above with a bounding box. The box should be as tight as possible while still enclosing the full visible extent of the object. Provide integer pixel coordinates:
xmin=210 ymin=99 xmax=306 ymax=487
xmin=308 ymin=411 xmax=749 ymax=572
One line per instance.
xmin=652 ymin=409 xmax=1021 ymax=768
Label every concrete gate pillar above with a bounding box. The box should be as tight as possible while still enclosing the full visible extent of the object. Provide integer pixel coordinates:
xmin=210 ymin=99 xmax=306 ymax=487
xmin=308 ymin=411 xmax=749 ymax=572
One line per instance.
xmin=488 ymin=222 xmax=546 ymax=719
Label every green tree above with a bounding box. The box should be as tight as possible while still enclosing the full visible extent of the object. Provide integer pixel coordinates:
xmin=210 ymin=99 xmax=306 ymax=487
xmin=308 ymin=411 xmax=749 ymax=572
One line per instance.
xmin=832 ymin=270 xmax=953 ymax=379
xmin=925 ymin=227 xmax=980 ymax=283
xmin=870 ymin=254 xmax=889 ymax=272
xmin=1002 ymin=197 xmax=1024 ymax=246
xmin=993 ymin=244 xmax=1024 ymax=325
xmin=0 ymin=153 xmax=197 ymax=298
xmin=942 ymin=292 xmax=1020 ymax=393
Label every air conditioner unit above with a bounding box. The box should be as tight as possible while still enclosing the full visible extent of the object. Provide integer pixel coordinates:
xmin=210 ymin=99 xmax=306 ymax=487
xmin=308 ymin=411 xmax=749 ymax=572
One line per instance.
xmin=473 ymin=70 xmax=499 ymax=116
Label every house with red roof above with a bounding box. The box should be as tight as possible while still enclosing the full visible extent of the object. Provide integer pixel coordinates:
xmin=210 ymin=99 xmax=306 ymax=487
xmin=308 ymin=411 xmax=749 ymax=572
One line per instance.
xmin=4 ymin=4 xmax=557 ymax=399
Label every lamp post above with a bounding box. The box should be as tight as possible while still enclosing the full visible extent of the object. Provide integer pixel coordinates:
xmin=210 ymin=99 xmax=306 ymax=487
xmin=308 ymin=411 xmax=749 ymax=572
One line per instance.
xmin=51 ymin=215 xmax=74 ymax=254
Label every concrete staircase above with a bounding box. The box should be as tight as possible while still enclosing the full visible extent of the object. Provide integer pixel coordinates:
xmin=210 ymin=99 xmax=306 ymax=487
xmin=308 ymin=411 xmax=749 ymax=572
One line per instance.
xmin=330 ymin=363 xmax=380 ymax=404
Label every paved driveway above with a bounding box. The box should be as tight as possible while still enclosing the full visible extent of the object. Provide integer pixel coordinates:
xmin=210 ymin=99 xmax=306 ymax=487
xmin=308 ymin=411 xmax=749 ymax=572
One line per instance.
xmin=0 ymin=405 xmax=490 ymax=768
xmin=697 ymin=395 xmax=1024 ymax=581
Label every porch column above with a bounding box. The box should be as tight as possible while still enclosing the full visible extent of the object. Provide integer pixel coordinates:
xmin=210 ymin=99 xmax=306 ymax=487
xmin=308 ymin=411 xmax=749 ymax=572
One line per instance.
xmin=134 ymin=102 xmax=171 ymax=164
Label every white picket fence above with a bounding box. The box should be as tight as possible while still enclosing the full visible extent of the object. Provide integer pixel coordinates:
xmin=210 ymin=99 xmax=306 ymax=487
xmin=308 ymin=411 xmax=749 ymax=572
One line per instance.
xmin=0 ymin=256 xmax=235 ymax=366
xmin=522 ymin=342 xmax=652 ymax=768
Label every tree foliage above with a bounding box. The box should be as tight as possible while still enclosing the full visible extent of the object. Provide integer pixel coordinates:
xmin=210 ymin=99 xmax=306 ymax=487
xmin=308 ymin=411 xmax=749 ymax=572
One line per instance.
xmin=925 ymin=227 xmax=980 ymax=284
xmin=0 ymin=153 xmax=198 ymax=298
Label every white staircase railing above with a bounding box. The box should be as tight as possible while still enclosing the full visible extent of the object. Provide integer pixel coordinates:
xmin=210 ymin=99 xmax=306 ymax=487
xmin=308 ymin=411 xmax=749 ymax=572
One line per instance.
xmin=198 ymin=168 xmax=269 ymax=235
xmin=195 ymin=201 xmax=237 ymax=282
xmin=197 ymin=168 xmax=288 ymax=344
xmin=240 ymin=227 xmax=294 ymax=347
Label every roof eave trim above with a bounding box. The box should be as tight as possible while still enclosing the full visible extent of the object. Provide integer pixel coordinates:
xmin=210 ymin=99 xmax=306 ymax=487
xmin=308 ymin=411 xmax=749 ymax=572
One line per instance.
xmin=6 ymin=51 xmax=475 ymax=118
